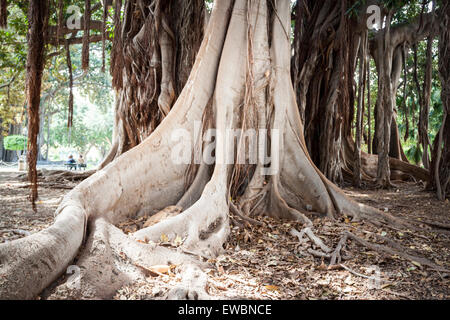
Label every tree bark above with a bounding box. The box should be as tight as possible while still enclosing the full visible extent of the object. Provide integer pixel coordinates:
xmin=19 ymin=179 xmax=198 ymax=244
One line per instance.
xmin=292 ymin=0 xmax=360 ymax=184
xmin=25 ymin=0 xmax=49 ymax=209
xmin=0 ymin=0 xmax=7 ymax=29
xmin=354 ymin=30 xmax=368 ymax=187
xmin=430 ymin=1 xmax=450 ymax=200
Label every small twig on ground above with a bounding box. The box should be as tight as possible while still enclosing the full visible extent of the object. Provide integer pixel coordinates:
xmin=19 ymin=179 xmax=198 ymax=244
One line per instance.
xmin=339 ymin=263 xmax=374 ymax=280
xmin=291 ymin=227 xmax=332 ymax=253
xmin=330 ymin=233 xmax=348 ymax=266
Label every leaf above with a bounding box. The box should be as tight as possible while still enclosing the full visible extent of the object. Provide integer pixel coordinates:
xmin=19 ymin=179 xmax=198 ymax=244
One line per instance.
xmin=137 ymin=264 xmax=173 ymax=277
xmin=411 ymin=261 xmax=422 ymax=268
xmin=160 ymin=233 xmax=169 ymax=243
xmin=149 ymin=265 xmax=171 ymax=274
xmin=434 ymin=259 xmax=444 ymax=266
xmin=172 ymin=235 xmax=184 ymax=247
xmin=264 ymin=285 xmax=279 ymax=292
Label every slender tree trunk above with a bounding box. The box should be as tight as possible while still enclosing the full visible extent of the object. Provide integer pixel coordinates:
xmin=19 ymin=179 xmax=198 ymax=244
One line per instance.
xmin=354 ymin=31 xmax=368 ymax=187
xmin=0 ymin=0 xmax=7 ymax=29
xmin=367 ymin=58 xmax=372 ymax=155
xmin=430 ymin=1 xmax=450 ymax=199
xmin=26 ymin=0 xmax=49 ymax=209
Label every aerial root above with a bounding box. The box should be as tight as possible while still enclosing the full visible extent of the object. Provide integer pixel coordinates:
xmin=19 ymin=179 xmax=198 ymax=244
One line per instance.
xmin=176 ymin=161 xmax=213 ymax=209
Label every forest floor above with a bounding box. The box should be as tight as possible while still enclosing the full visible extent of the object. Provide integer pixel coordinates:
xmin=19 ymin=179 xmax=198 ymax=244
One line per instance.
xmin=1 ymin=167 xmax=449 ymax=300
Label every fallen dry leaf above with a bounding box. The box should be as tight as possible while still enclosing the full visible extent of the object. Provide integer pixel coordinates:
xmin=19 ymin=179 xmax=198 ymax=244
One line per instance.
xmin=265 ymin=285 xmax=279 ymax=291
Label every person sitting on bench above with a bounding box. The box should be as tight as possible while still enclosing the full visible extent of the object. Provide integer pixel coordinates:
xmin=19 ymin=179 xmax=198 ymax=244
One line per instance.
xmin=65 ymin=154 xmax=77 ymax=170
xmin=77 ymin=154 xmax=87 ymax=170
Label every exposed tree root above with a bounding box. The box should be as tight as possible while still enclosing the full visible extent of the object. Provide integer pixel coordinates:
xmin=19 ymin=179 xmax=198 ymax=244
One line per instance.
xmin=290 ymin=227 xmax=332 ymax=253
xmin=18 ymin=169 xmax=95 ymax=183
xmin=419 ymin=220 xmax=450 ymax=231
xmin=343 ymin=231 xmax=448 ymax=273
xmin=289 ymin=224 xmax=448 ymax=274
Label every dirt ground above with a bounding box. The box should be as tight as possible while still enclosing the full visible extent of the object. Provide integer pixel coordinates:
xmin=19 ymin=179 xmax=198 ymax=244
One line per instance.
xmin=1 ymin=167 xmax=449 ymax=300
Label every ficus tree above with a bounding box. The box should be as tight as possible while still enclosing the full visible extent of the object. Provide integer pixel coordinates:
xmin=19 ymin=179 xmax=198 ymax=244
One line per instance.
xmin=0 ymin=0 xmax=448 ymax=300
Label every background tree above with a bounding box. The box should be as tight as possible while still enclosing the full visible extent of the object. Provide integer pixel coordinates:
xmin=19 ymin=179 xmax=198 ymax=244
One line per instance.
xmin=430 ymin=0 xmax=450 ymax=200
xmin=3 ymin=134 xmax=27 ymax=158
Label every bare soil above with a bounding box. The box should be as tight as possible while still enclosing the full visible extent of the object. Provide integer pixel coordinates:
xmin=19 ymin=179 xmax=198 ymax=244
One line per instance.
xmin=1 ymin=168 xmax=449 ymax=300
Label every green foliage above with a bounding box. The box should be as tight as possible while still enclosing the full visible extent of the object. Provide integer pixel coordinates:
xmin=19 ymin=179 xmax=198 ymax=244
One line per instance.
xmin=0 ymin=0 xmax=112 ymax=135
xmin=45 ymin=43 xmax=114 ymax=162
xmin=0 ymin=1 xmax=28 ymax=133
xmin=49 ymin=95 xmax=113 ymax=157
xmin=396 ymin=38 xmax=442 ymax=165
xmin=405 ymin=143 xmax=423 ymax=164
xmin=0 ymin=0 xmax=114 ymax=163
xmin=3 ymin=135 xmax=27 ymax=151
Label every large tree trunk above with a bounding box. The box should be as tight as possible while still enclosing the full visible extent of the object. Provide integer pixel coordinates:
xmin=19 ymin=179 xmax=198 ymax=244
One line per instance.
xmin=99 ymin=0 xmax=205 ymax=168
xmin=0 ymin=0 xmax=441 ymax=300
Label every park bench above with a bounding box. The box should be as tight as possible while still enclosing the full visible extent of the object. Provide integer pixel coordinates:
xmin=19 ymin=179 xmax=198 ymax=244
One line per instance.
xmin=78 ymin=163 xmax=87 ymax=170
xmin=65 ymin=163 xmax=77 ymax=170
